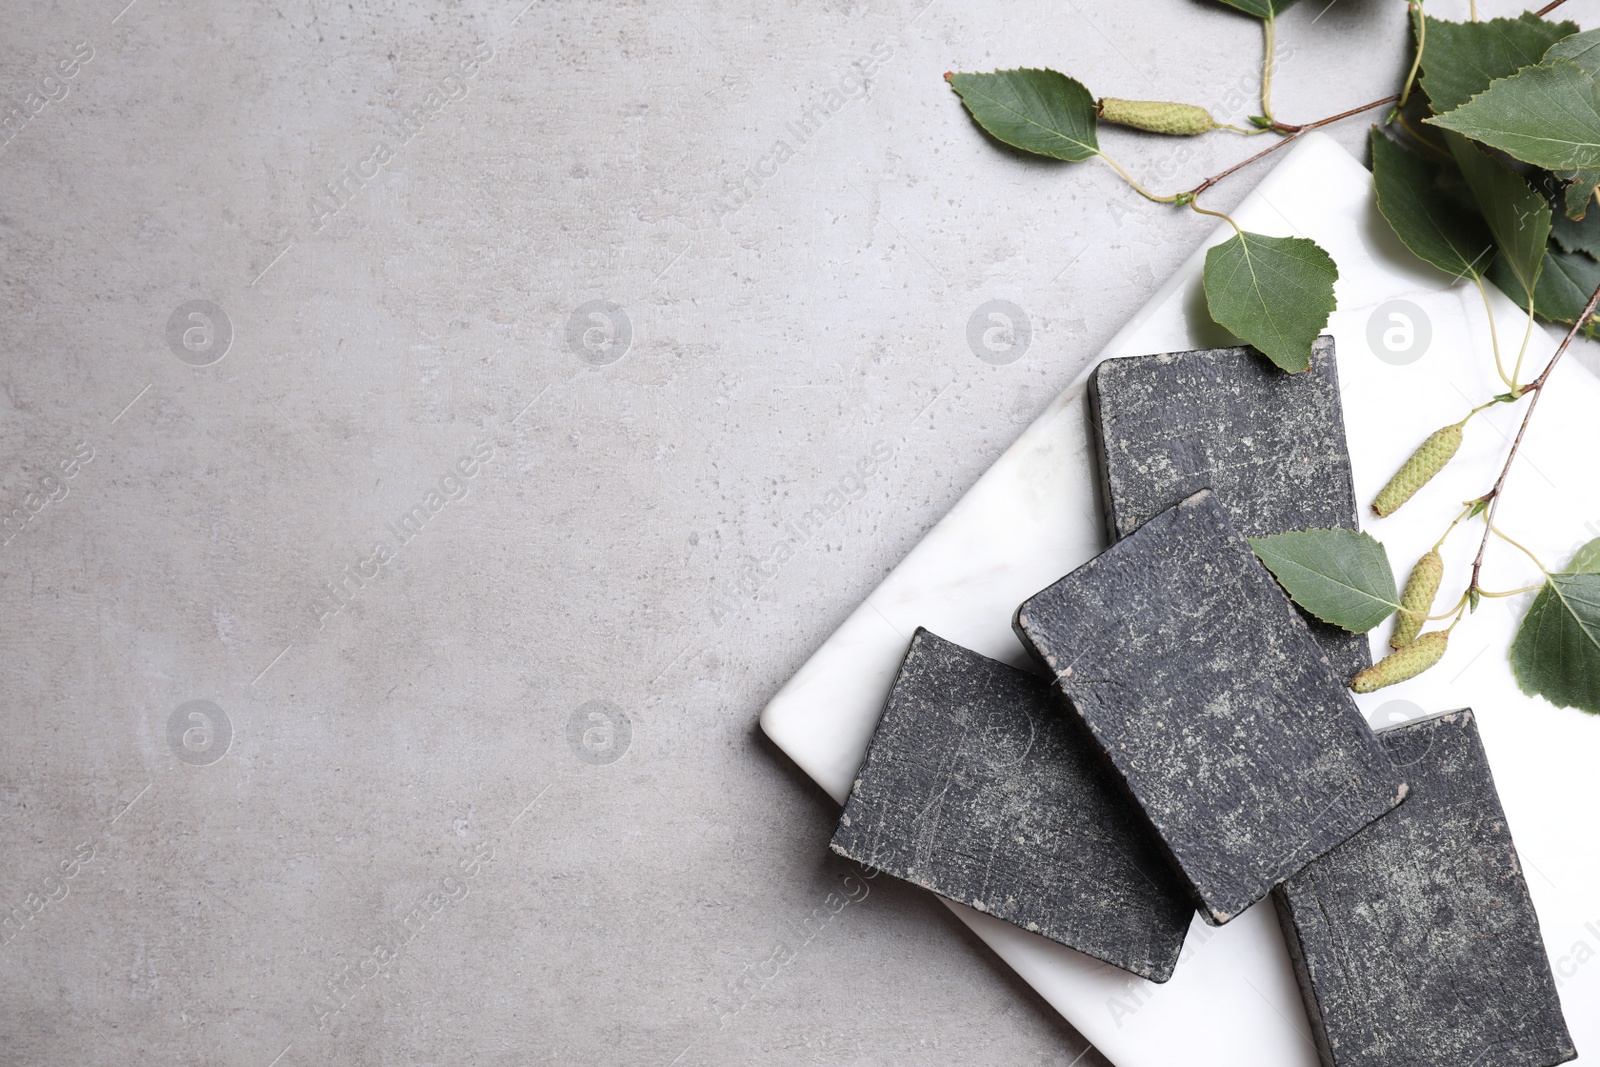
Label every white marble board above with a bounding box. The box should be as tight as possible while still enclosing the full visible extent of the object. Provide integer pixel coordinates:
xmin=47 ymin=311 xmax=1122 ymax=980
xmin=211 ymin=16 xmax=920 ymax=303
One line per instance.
xmin=760 ymin=132 xmax=1600 ymax=1066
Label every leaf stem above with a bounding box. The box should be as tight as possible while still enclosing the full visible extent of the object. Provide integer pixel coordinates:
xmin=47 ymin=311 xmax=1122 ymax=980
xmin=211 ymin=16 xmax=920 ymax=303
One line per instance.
xmin=1188 ymin=199 xmax=1243 ymax=237
xmin=1395 ymin=112 xmax=1452 ymax=161
xmin=1399 ymin=3 xmax=1426 ymax=108
xmin=1490 ymin=523 xmax=1548 ymax=575
xmin=1261 ymin=15 xmax=1278 ymax=124
xmin=1509 ymin=299 xmax=1537 ymax=392
xmin=1427 ymin=590 xmax=1469 ymax=622
xmin=1432 ymin=502 xmax=1475 ymax=552
xmin=1098 ymin=152 xmax=1181 ymax=204
xmin=1478 ymin=583 xmax=1544 ymax=598
xmin=1469 ymin=279 xmax=1600 ymax=592
xmin=1534 ymin=0 xmax=1570 ymax=14
xmin=1474 ymin=276 xmax=1512 ymax=389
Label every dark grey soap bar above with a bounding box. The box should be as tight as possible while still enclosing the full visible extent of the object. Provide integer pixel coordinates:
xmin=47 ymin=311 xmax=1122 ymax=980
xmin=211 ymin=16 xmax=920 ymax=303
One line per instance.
xmin=1089 ymin=336 xmax=1371 ymax=681
xmin=1274 ymin=710 xmax=1576 ymax=1067
xmin=830 ymin=628 xmax=1195 ymax=982
xmin=1014 ymin=489 xmax=1407 ymax=926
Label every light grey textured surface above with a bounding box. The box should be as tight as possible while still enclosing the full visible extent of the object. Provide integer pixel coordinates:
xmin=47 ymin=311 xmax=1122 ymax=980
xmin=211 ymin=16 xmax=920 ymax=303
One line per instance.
xmin=2 ymin=0 xmax=1574 ymax=1064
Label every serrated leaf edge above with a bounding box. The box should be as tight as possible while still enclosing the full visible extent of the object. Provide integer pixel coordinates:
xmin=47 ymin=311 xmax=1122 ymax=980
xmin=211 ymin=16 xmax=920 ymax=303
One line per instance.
xmin=1248 ymin=531 xmax=1402 ymax=631
xmin=948 ymin=68 xmax=1099 ymax=161
xmin=1203 ymin=233 xmax=1337 ymax=373
xmin=1427 ymin=59 xmax=1600 ymax=172
xmin=1511 ymin=575 xmax=1600 ymax=714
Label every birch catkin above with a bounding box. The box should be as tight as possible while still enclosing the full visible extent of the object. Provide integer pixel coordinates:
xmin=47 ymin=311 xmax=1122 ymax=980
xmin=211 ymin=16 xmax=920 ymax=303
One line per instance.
xmin=1373 ymin=423 xmax=1464 ymax=517
xmin=1352 ymin=631 xmax=1449 ymax=692
xmin=1392 ymin=549 xmax=1443 ymax=649
xmin=1097 ymin=98 xmax=1217 ymax=136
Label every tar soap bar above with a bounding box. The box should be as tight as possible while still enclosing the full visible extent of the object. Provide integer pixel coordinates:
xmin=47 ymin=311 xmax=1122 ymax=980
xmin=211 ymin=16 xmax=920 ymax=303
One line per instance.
xmin=1014 ymin=489 xmax=1407 ymax=926
xmin=1273 ymin=710 xmax=1576 ymax=1067
xmin=1089 ymin=337 xmax=1370 ymax=680
xmin=830 ymin=628 xmax=1195 ymax=982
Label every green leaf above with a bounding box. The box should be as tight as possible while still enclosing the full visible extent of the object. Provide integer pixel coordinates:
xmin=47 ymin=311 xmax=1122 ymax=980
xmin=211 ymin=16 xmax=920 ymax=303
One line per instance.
xmin=947 ymin=69 xmax=1099 ymax=162
xmin=1395 ymin=86 xmax=1453 ymax=159
xmin=1429 ymin=60 xmax=1600 ymax=172
xmin=1211 ymin=0 xmax=1302 ymax=17
xmin=1569 ymin=537 xmax=1600 ymax=574
xmin=1249 ymin=530 xmax=1401 ymax=633
xmin=1545 ymin=27 xmax=1600 ymax=78
xmin=1552 ymin=199 xmax=1600 ymax=255
xmin=1203 ymin=232 xmax=1338 ymax=373
xmin=1519 ymin=241 xmax=1600 ymax=324
xmin=1447 ymin=132 xmax=1549 ymax=307
xmin=1421 ymin=12 xmax=1580 ymax=115
xmin=1370 ymin=129 xmax=1496 ymax=280
xmin=1511 ymin=572 xmax=1600 ymax=714
xmin=1561 ymin=169 xmax=1600 ymax=220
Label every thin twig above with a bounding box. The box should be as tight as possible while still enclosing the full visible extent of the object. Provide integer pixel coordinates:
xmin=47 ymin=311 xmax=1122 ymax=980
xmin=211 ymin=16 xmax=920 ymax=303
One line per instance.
xmin=1187 ymin=94 xmax=1399 ymax=200
xmin=1257 ymin=92 xmax=1400 ymax=139
xmin=1534 ymin=0 xmax=1570 ymax=15
xmin=1470 ymin=280 xmax=1600 ymax=590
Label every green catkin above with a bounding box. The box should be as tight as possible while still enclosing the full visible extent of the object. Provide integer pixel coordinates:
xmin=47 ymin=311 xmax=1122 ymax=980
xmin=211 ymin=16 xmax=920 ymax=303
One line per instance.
xmin=1097 ymin=98 xmax=1217 ymax=136
xmin=1351 ymin=631 xmax=1449 ymax=693
xmin=1391 ymin=549 xmax=1443 ymax=649
xmin=1372 ymin=423 xmax=1464 ymax=517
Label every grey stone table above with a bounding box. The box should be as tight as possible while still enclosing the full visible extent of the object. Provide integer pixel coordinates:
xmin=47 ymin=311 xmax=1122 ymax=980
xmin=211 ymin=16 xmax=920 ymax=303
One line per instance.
xmin=2 ymin=0 xmax=1582 ymax=1064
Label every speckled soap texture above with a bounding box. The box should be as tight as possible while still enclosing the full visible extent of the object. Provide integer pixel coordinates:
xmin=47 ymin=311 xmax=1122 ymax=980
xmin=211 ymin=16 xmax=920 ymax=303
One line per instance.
xmin=1089 ymin=336 xmax=1371 ymax=682
xmin=1273 ymin=710 xmax=1576 ymax=1067
xmin=1013 ymin=489 xmax=1407 ymax=926
xmin=829 ymin=629 xmax=1195 ymax=982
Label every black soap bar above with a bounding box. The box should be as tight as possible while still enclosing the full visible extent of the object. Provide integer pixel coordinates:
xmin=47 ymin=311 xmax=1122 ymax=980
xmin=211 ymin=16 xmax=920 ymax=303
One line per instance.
xmin=1089 ymin=337 xmax=1371 ymax=681
xmin=1273 ymin=710 xmax=1576 ymax=1067
xmin=1013 ymin=489 xmax=1407 ymax=926
xmin=830 ymin=628 xmax=1195 ymax=982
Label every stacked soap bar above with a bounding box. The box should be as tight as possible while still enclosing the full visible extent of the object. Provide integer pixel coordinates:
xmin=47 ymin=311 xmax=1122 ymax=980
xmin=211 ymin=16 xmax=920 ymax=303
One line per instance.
xmin=830 ymin=629 xmax=1194 ymax=981
xmin=829 ymin=341 xmax=1572 ymax=1056
xmin=1274 ymin=710 xmax=1576 ymax=1067
xmin=1014 ymin=489 xmax=1406 ymax=924
xmin=1090 ymin=338 xmax=1370 ymax=681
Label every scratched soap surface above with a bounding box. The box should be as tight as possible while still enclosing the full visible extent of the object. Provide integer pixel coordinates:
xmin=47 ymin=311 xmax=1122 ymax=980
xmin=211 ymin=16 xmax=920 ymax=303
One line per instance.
xmin=1273 ymin=710 xmax=1576 ymax=1067
xmin=830 ymin=628 xmax=1194 ymax=982
xmin=1014 ymin=489 xmax=1406 ymax=926
xmin=1090 ymin=336 xmax=1370 ymax=681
